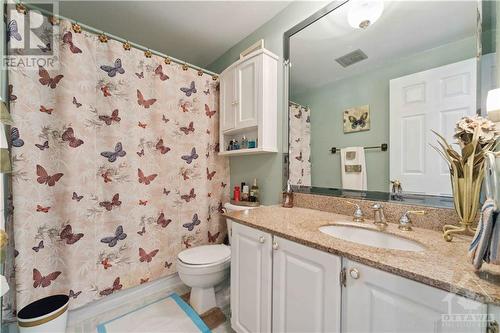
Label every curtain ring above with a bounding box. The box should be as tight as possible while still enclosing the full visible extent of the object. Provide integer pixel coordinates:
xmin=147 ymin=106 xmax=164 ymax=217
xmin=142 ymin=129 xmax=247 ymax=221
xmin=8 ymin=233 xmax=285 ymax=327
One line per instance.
xmin=164 ymin=57 xmax=171 ymax=65
xmin=48 ymin=16 xmax=59 ymax=26
xmin=72 ymin=22 xmax=82 ymax=33
xmin=144 ymin=50 xmax=152 ymax=58
xmin=16 ymin=3 xmax=27 ymax=14
xmin=98 ymin=33 xmax=108 ymax=43
xmin=182 ymin=64 xmax=189 ymax=71
xmin=123 ymin=41 xmax=131 ymax=51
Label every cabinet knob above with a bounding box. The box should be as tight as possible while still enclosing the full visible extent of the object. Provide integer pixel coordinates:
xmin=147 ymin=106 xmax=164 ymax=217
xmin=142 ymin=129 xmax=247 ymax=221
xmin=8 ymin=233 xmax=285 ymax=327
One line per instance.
xmin=272 ymin=241 xmax=279 ymax=250
xmin=349 ymin=268 xmax=360 ymax=279
xmin=258 ymin=236 xmax=265 ymax=244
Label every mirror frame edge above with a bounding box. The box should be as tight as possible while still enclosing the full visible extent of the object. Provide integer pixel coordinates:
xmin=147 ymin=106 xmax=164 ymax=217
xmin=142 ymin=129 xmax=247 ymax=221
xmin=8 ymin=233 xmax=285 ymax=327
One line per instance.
xmin=282 ymin=0 xmax=483 ymax=209
xmin=282 ymin=0 xmax=350 ymax=191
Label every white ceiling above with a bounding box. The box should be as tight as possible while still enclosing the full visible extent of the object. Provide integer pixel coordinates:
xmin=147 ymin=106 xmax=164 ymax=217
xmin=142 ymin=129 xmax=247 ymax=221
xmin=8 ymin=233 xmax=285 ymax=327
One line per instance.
xmin=56 ymin=1 xmax=291 ymax=68
xmin=290 ymin=1 xmax=477 ymax=95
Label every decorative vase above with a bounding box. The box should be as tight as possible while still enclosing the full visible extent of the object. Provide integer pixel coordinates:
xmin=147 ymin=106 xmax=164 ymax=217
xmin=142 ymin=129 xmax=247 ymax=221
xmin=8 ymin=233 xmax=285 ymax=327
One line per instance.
xmin=443 ymin=168 xmax=484 ymax=241
xmin=432 ymin=116 xmax=499 ymax=242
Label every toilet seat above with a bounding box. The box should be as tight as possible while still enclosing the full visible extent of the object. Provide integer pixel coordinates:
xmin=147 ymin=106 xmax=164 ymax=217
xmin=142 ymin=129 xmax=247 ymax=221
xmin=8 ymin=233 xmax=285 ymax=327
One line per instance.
xmin=177 ymin=244 xmax=230 ymax=266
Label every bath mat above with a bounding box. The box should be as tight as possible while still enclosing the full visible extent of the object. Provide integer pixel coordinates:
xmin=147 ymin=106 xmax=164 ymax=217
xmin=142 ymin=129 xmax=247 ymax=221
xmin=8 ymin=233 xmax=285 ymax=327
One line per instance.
xmin=181 ymin=292 xmax=226 ymax=330
xmin=96 ymin=293 xmax=210 ymax=333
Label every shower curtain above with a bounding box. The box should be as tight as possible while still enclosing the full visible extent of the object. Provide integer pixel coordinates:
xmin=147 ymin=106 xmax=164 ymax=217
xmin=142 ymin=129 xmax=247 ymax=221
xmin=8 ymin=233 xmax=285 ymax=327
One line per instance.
xmin=289 ymin=103 xmax=311 ymax=186
xmin=6 ymin=18 xmax=229 ymax=311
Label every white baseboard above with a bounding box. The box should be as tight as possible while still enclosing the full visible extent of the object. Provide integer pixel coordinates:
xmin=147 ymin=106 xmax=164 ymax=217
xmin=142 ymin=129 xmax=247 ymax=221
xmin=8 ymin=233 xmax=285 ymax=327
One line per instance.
xmin=68 ymin=273 xmax=186 ymax=325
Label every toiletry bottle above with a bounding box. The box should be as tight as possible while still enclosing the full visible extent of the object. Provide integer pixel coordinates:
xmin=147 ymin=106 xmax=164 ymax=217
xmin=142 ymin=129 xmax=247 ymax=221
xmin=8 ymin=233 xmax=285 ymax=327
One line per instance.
xmin=234 ymin=140 xmax=240 ymax=150
xmin=248 ymin=139 xmax=256 ymax=149
xmin=241 ymin=136 xmax=248 ymax=149
xmin=250 ymin=178 xmax=259 ymax=202
xmin=242 ymin=184 xmax=249 ymax=201
xmin=240 ymin=182 xmax=246 ymax=201
xmin=282 ymin=180 xmax=294 ymax=208
xmin=233 ymin=186 xmax=241 ymax=201
xmin=228 ymin=140 xmax=233 ymax=151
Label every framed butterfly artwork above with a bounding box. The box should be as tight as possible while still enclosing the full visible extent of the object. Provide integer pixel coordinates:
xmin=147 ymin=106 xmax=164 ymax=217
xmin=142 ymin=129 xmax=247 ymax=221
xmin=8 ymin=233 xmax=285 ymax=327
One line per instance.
xmin=343 ymin=104 xmax=370 ymax=133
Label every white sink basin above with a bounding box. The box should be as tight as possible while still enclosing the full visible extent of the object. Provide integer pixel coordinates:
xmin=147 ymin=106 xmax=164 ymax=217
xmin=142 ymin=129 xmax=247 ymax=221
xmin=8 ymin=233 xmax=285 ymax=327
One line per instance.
xmin=319 ymin=225 xmax=425 ymax=252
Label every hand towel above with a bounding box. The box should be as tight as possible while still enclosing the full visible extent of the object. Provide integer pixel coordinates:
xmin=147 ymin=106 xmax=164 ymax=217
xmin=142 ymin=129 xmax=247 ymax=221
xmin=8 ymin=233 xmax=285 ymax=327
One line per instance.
xmin=341 ymin=147 xmax=367 ymax=191
xmin=0 ymin=274 xmax=9 ymax=297
xmin=488 ymin=210 xmax=500 ymax=264
xmin=468 ymin=199 xmax=497 ymax=270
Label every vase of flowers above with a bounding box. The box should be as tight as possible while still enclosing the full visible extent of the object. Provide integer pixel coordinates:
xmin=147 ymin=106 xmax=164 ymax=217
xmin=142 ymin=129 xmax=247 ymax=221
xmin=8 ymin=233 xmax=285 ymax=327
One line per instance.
xmin=432 ymin=116 xmax=499 ymax=241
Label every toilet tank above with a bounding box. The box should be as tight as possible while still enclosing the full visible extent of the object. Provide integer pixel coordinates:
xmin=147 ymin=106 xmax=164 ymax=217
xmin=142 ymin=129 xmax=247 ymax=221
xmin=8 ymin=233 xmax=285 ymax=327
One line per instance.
xmin=223 ymin=203 xmax=258 ymax=244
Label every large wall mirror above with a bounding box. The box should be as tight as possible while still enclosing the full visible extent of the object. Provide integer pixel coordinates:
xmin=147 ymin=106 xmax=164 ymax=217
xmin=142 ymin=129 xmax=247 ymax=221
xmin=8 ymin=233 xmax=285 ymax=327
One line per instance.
xmin=284 ymin=0 xmax=494 ymax=207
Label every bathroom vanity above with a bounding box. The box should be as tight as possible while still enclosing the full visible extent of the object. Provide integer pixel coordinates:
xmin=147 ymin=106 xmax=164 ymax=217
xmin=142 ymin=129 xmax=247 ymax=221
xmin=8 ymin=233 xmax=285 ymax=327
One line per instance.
xmin=226 ymin=206 xmax=499 ymax=333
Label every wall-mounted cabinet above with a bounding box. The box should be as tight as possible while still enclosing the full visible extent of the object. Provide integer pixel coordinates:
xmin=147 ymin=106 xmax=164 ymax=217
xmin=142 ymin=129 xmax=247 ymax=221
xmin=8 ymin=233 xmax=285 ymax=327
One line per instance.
xmin=219 ymin=49 xmax=278 ymax=156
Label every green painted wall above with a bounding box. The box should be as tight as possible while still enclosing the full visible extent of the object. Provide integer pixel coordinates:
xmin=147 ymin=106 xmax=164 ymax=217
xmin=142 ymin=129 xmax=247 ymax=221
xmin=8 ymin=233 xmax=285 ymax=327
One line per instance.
xmin=208 ymin=1 xmax=327 ymax=205
xmin=292 ymin=37 xmax=476 ymax=191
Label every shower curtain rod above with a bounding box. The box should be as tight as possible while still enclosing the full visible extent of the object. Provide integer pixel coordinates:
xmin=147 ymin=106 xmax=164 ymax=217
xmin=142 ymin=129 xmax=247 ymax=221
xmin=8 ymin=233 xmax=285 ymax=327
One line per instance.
xmin=19 ymin=2 xmax=220 ymax=78
xmin=289 ymin=100 xmax=309 ymax=108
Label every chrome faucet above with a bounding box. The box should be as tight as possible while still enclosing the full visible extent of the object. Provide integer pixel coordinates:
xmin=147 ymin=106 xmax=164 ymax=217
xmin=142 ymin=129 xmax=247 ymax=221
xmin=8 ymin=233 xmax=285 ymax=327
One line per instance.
xmin=372 ymin=203 xmax=388 ymax=228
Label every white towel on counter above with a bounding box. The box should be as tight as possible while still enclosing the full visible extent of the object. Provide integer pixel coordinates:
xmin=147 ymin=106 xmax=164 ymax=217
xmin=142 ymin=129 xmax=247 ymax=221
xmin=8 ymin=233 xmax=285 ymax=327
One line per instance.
xmin=341 ymin=147 xmax=367 ymax=191
xmin=468 ymin=199 xmax=499 ymax=270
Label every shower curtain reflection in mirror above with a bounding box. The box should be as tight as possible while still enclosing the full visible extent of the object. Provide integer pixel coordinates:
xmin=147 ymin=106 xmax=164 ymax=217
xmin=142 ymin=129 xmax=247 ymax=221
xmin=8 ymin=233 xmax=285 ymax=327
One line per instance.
xmin=289 ymin=102 xmax=311 ymax=186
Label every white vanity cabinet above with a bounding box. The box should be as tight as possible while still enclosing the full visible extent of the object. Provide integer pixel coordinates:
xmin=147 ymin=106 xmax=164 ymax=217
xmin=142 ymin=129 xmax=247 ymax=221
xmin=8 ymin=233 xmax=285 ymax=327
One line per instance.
xmin=230 ymin=222 xmax=273 ymax=333
xmin=230 ymin=222 xmax=489 ymax=333
xmin=272 ymin=236 xmax=342 ymax=333
xmin=342 ymin=260 xmax=486 ymax=333
xmin=219 ymin=49 xmax=278 ymax=156
xmin=231 ymin=224 xmax=342 ymax=333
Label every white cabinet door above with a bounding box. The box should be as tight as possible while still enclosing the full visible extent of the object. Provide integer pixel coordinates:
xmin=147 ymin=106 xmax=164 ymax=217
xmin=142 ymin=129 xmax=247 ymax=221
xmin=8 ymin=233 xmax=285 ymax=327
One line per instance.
xmin=390 ymin=58 xmax=477 ymax=196
xmin=342 ymin=260 xmax=486 ymax=333
xmin=272 ymin=236 xmax=341 ymax=333
xmin=230 ymin=223 xmax=272 ymax=333
xmin=235 ymin=55 xmax=260 ymax=129
xmin=220 ymin=68 xmax=236 ymax=131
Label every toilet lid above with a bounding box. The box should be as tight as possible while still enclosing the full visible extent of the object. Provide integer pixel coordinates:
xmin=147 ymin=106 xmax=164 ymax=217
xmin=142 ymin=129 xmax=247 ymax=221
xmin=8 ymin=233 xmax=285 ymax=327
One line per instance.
xmin=177 ymin=245 xmax=230 ymax=265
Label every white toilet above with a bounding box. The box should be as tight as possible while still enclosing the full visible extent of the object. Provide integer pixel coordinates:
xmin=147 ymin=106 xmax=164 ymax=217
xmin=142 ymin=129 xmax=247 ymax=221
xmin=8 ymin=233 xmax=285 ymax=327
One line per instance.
xmin=177 ymin=202 xmax=256 ymax=314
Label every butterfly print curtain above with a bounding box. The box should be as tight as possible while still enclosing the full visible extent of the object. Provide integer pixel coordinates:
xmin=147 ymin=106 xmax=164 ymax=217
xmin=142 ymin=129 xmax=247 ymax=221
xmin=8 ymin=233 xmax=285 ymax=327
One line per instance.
xmin=7 ymin=18 xmax=229 ymax=311
xmin=289 ymin=103 xmax=311 ymax=186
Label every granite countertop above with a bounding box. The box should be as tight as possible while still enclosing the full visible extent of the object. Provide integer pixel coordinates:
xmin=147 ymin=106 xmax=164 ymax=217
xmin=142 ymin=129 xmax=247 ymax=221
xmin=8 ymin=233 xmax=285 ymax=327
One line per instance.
xmin=224 ymin=205 xmax=500 ymax=305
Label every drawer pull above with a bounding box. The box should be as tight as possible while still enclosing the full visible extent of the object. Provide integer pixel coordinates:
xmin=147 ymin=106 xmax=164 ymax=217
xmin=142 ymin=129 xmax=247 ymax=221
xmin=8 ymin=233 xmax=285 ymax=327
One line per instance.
xmin=272 ymin=241 xmax=279 ymax=250
xmin=259 ymin=236 xmax=265 ymax=244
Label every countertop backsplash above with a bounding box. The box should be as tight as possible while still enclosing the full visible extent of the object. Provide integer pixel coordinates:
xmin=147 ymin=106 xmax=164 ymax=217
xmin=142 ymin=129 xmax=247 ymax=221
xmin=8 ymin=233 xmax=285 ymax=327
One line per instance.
xmin=293 ymin=192 xmax=468 ymax=232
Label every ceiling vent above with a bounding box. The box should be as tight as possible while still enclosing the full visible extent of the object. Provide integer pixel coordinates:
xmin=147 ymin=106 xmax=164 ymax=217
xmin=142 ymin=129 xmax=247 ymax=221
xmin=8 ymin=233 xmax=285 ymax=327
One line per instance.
xmin=335 ymin=49 xmax=368 ymax=67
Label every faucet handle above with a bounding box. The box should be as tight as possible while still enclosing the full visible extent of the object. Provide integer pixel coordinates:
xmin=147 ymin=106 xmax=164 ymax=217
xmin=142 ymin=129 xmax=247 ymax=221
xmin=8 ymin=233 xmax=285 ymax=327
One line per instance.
xmin=398 ymin=210 xmax=425 ymax=231
xmin=372 ymin=203 xmax=383 ymax=210
xmin=346 ymin=201 xmax=364 ymax=222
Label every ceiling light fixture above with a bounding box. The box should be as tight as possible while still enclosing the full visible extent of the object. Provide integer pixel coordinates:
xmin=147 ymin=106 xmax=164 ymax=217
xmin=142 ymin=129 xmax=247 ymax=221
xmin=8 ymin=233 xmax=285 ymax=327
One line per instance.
xmin=348 ymin=0 xmax=384 ymax=29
